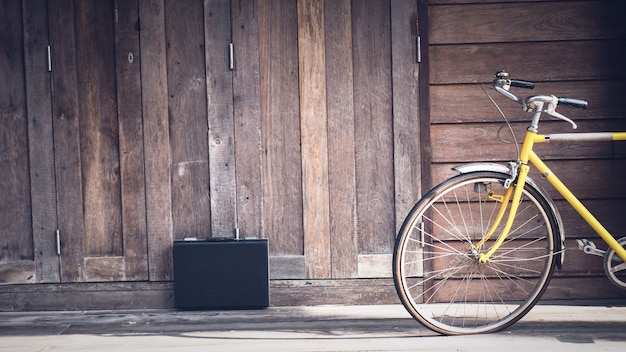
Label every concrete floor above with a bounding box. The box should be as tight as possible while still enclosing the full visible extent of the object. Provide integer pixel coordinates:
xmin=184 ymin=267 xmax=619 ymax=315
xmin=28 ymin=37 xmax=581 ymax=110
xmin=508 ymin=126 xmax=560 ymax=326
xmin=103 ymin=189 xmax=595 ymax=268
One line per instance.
xmin=1 ymin=303 xmax=626 ymax=351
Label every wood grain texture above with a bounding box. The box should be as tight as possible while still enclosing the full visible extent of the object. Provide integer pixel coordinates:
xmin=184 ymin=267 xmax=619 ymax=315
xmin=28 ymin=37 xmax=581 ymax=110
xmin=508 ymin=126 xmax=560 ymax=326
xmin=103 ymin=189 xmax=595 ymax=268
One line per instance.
xmin=0 ymin=1 xmax=33 ymax=265
xmin=324 ymin=0 xmax=358 ymax=279
xmin=205 ymin=0 xmax=237 ymax=237
xmin=352 ymin=0 xmax=395 ymax=254
xmin=431 ymin=159 xmax=626 ymax=200
xmin=429 ymin=1 xmax=626 ymax=45
xmin=139 ymin=0 xmax=174 ymax=281
xmin=391 ymin=0 xmax=422 ymax=233
xmin=258 ymin=0 xmax=304 ymax=255
xmin=74 ymin=0 xmax=123 ymax=257
xmin=430 ymin=40 xmax=626 ymax=85
xmin=22 ymin=0 xmax=60 ymax=283
xmin=83 ymin=257 xmax=125 ymax=282
xmin=115 ymin=0 xmax=149 ymax=280
xmin=297 ymin=0 xmax=331 ymax=279
xmin=431 ymin=81 xmax=626 ymax=124
xmin=49 ymin=0 xmax=86 ymax=282
xmin=430 ymin=120 xmax=626 ymax=163
xmin=231 ymin=0 xmax=264 ymax=239
xmin=166 ymin=0 xmax=211 ymax=238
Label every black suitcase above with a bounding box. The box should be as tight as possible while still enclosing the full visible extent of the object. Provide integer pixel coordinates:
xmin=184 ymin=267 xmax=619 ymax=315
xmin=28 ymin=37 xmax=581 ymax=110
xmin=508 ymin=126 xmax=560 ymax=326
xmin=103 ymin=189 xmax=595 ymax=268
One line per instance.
xmin=173 ymin=238 xmax=269 ymax=309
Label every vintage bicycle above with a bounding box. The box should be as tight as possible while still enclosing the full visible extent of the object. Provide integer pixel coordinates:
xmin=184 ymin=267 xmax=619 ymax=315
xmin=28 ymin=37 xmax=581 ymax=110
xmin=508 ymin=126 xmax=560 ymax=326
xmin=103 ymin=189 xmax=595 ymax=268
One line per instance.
xmin=393 ymin=71 xmax=626 ymax=335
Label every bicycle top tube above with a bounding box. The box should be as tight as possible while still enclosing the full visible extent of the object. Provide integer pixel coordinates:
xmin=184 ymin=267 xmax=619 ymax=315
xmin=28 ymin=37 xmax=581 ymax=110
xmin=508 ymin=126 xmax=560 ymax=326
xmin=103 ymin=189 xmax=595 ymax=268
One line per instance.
xmin=492 ymin=71 xmax=588 ymax=132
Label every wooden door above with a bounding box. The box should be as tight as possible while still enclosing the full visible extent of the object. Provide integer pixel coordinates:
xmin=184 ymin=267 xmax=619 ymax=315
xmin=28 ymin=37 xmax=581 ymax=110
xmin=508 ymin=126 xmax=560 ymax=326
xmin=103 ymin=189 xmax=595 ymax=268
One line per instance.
xmin=48 ymin=0 xmax=148 ymax=282
xmin=1 ymin=0 xmax=60 ymax=285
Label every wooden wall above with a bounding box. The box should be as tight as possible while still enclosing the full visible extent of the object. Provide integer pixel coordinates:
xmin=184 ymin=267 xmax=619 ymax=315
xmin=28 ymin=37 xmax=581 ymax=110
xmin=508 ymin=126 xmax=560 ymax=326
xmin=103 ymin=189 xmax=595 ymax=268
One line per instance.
xmin=0 ymin=0 xmax=424 ymax=287
xmin=427 ymin=0 xmax=626 ymax=299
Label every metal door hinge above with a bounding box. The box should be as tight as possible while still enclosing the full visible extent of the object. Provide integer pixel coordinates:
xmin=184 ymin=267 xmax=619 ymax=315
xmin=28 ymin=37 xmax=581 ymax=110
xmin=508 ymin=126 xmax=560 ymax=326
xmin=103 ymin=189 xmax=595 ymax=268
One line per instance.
xmin=55 ymin=229 xmax=61 ymax=255
xmin=47 ymin=45 xmax=52 ymax=72
xmin=416 ymin=36 xmax=421 ymax=63
xmin=415 ymin=17 xmax=421 ymax=63
xmin=229 ymin=43 xmax=234 ymax=70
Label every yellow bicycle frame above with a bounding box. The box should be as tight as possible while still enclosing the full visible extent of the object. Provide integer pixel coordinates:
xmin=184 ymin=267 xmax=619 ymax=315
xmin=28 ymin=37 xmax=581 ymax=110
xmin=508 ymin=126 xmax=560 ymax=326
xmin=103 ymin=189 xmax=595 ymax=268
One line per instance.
xmin=478 ymin=130 xmax=626 ymax=264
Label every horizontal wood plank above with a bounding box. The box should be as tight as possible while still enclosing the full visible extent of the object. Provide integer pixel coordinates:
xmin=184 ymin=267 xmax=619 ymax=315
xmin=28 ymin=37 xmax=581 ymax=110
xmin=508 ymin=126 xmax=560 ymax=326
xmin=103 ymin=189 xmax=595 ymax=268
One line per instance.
xmin=0 ymin=262 xmax=36 ymax=285
xmin=430 ymin=40 xmax=626 ymax=85
xmin=83 ymin=257 xmax=125 ymax=282
xmin=431 ymin=160 xmax=626 ymax=199
xmin=430 ymin=81 xmax=626 ymax=124
xmin=429 ymin=1 xmax=626 ymax=45
xmin=431 ymin=120 xmax=626 ymax=163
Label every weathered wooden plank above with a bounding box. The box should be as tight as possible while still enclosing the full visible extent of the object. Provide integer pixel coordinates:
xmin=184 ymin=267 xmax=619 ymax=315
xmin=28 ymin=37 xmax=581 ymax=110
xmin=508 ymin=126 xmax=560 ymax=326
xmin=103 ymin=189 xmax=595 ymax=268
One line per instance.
xmin=543 ymin=276 xmax=626 ymax=301
xmin=83 ymin=257 xmax=125 ymax=282
xmin=431 ymin=159 xmax=626 ymax=200
xmin=429 ymin=1 xmax=626 ymax=45
xmin=556 ymin=199 xmax=626 ymax=239
xmin=0 ymin=262 xmax=36 ymax=285
xmin=204 ymin=0 xmax=237 ymax=237
xmin=138 ymin=0 xmax=174 ymax=281
xmin=430 ymin=0 xmax=556 ymax=4
xmin=48 ymin=0 xmax=86 ymax=282
xmin=115 ymin=0 xmax=148 ymax=281
xmin=418 ymin=0 xmax=433 ymax=208
xmin=357 ymin=254 xmax=393 ymax=279
xmin=270 ymin=279 xmax=398 ymax=306
xmin=269 ymin=255 xmax=306 ymax=280
xmin=324 ymin=0 xmax=358 ymax=279
xmin=352 ymin=0 xmax=395 ymax=254
xmin=165 ymin=0 xmax=211 ymax=238
xmin=297 ymin=0 xmax=331 ymax=279
xmin=430 ymin=81 xmax=626 ymax=124
xmin=231 ymin=0 xmax=263 ymax=239
xmin=0 ymin=1 xmax=33 ymax=266
xmin=0 ymin=281 xmax=174 ymax=311
xmin=430 ymin=40 xmax=626 ymax=85
xmin=391 ymin=0 xmax=422 ymax=233
xmin=75 ymin=0 xmax=123 ymax=257
xmin=22 ymin=0 xmax=60 ymax=283
xmin=431 ymin=120 xmax=626 ymax=163
xmin=258 ymin=0 xmax=304 ymax=255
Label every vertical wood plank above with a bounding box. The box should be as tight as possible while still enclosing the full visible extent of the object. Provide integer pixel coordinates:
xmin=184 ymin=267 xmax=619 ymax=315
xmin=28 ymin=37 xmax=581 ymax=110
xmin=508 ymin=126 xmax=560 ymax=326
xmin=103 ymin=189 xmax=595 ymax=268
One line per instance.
xmin=297 ymin=0 xmax=331 ymax=279
xmin=0 ymin=0 xmax=33 ymax=264
xmin=74 ymin=0 xmax=123 ymax=257
xmin=165 ymin=0 xmax=211 ymax=239
xmin=418 ymin=0 xmax=431 ymax=194
xmin=138 ymin=0 xmax=174 ymax=281
xmin=352 ymin=0 xmax=395 ymax=254
xmin=22 ymin=0 xmax=60 ymax=283
xmin=391 ymin=0 xmax=421 ymax=232
xmin=114 ymin=0 xmax=148 ymax=280
xmin=204 ymin=0 xmax=237 ymax=237
xmin=258 ymin=0 xmax=304 ymax=256
xmin=324 ymin=0 xmax=359 ymax=278
xmin=48 ymin=0 xmax=86 ymax=282
xmin=231 ymin=0 xmax=264 ymax=238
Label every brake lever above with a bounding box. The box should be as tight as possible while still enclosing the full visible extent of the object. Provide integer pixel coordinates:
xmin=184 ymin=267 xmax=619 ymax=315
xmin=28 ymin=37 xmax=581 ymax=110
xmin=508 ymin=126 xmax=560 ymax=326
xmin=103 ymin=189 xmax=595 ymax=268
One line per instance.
xmin=545 ymin=96 xmax=578 ymax=129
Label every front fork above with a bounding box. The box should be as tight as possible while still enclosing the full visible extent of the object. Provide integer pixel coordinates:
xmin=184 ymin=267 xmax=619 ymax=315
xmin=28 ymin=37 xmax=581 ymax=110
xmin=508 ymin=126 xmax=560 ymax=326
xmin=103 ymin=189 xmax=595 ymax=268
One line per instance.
xmin=471 ymin=162 xmax=530 ymax=264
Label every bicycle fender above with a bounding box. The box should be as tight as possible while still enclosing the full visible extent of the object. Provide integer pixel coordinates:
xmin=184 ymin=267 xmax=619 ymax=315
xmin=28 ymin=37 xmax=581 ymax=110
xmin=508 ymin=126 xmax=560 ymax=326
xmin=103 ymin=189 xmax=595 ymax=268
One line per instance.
xmin=452 ymin=162 xmax=566 ymax=269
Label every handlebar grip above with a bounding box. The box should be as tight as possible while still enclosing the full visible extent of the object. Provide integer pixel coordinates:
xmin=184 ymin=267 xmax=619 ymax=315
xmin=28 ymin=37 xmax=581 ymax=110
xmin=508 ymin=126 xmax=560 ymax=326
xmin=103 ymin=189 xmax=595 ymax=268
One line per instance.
xmin=558 ymin=97 xmax=588 ymax=109
xmin=510 ymin=79 xmax=535 ymax=89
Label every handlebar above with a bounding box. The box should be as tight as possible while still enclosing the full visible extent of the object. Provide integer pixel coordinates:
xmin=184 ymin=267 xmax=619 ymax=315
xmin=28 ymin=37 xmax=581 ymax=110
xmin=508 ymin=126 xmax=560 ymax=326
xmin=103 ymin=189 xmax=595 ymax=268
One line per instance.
xmin=492 ymin=71 xmax=587 ymax=130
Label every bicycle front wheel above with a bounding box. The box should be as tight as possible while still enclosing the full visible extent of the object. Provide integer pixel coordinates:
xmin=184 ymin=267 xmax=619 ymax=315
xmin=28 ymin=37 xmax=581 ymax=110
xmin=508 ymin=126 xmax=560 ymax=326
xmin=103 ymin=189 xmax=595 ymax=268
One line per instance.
xmin=393 ymin=171 xmax=559 ymax=335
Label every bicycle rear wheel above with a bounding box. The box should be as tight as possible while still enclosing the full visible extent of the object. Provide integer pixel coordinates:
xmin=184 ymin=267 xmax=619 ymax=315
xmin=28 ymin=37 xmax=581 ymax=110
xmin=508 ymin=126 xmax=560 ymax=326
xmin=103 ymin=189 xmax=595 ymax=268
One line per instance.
xmin=393 ymin=171 xmax=559 ymax=335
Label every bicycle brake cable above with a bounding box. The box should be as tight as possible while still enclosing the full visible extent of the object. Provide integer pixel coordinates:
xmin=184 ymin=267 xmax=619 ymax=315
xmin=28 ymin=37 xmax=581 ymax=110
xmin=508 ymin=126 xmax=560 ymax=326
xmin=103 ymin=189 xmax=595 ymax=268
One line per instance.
xmin=481 ymin=85 xmax=521 ymax=158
